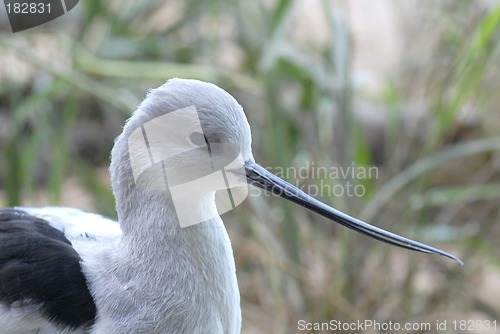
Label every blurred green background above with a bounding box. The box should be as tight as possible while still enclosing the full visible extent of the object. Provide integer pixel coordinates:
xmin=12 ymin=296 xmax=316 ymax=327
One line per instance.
xmin=1 ymin=0 xmax=499 ymax=333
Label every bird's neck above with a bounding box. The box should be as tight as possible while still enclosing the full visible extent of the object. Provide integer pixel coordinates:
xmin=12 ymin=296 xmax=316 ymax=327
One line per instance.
xmin=118 ymin=188 xmax=222 ymax=246
xmin=90 ymin=188 xmax=241 ymax=333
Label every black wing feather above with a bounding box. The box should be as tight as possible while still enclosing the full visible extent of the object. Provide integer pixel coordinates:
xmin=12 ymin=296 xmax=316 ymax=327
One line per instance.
xmin=0 ymin=209 xmax=96 ymax=329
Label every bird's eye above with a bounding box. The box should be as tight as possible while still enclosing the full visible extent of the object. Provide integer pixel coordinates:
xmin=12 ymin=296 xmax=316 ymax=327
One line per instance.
xmin=190 ymin=132 xmax=207 ymax=146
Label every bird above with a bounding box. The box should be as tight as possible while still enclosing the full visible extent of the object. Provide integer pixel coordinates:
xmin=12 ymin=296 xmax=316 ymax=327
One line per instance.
xmin=0 ymin=78 xmax=462 ymax=334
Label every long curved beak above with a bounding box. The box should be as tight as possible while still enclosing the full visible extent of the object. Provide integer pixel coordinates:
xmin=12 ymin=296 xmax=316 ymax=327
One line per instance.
xmin=244 ymin=161 xmax=462 ymax=265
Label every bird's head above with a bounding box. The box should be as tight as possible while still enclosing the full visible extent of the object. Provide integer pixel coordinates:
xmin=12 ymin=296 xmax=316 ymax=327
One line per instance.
xmin=111 ymin=78 xmax=462 ymax=264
